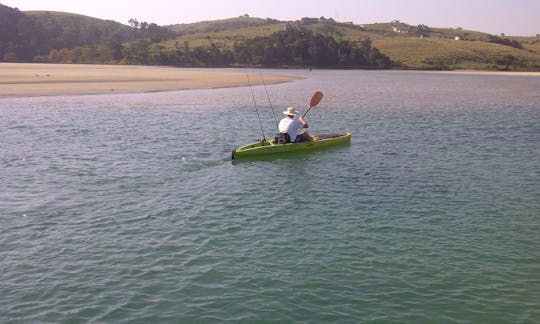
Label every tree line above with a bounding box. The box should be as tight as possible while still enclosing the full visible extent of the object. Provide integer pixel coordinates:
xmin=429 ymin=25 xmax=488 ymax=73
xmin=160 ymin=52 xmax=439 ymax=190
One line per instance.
xmin=46 ymin=28 xmax=392 ymax=68
xmin=236 ymin=28 xmax=392 ymax=68
xmin=488 ymin=35 xmax=523 ymax=49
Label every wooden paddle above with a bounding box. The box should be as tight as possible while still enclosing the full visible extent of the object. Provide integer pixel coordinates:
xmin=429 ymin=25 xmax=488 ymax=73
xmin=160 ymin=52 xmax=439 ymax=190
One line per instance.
xmin=301 ymin=91 xmax=324 ymax=118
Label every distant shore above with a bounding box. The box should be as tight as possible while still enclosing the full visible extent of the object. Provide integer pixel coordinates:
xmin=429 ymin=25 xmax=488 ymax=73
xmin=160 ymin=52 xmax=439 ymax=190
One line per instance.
xmin=0 ymin=63 xmax=299 ymax=97
xmin=430 ymin=70 xmax=540 ymax=77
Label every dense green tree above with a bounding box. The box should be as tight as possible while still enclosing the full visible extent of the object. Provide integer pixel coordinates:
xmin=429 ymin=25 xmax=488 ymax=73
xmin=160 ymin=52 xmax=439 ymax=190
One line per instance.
xmin=121 ymin=39 xmax=151 ymax=64
xmin=489 ymin=35 xmax=523 ymax=49
xmin=496 ymin=54 xmax=521 ymax=70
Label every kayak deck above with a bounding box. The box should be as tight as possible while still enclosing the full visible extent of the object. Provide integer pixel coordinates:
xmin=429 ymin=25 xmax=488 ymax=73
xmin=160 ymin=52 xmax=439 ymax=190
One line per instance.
xmin=231 ymin=132 xmax=352 ymax=159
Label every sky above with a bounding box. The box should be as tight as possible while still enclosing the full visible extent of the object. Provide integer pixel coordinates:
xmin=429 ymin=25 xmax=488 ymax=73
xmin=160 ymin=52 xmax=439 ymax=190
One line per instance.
xmin=2 ymin=0 xmax=540 ymax=36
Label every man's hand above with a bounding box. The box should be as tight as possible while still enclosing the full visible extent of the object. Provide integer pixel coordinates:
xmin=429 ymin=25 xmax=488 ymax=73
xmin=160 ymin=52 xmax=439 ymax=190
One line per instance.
xmin=299 ymin=117 xmax=308 ymax=128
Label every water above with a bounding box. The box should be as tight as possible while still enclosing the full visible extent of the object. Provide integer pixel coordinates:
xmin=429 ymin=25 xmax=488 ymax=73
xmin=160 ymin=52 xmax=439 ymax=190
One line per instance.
xmin=1 ymin=70 xmax=539 ymax=322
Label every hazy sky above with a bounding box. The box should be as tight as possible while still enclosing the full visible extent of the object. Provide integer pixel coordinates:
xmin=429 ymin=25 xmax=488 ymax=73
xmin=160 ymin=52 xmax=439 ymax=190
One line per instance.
xmin=3 ymin=0 xmax=540 ymax=36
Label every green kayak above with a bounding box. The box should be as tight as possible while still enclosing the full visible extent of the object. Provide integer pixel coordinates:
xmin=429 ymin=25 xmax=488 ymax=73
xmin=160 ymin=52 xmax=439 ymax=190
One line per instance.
xmin=231 ymin=132 xmax=352 ymax=159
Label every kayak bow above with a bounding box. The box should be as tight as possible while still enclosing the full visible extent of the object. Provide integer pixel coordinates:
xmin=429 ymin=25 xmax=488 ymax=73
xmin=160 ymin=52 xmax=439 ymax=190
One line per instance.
xmin=231 ymin=132 xmax=352 ymax=160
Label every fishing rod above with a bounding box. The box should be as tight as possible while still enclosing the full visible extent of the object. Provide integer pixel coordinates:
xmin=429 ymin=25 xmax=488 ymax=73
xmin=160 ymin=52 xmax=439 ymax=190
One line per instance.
xmin=259 ymin=71 xmax=279 ymax=131
xmin=246 ymin=72 xmax=267 ymax=142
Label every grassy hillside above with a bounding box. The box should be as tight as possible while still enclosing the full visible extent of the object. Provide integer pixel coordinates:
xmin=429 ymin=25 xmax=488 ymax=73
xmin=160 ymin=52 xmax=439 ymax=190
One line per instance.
xmin=161 ymin=19 xmax=540 ymax=70
xmin=165 ymin=19 xmax=379 ymax=52
xmin=0 ymin=4 xmax=141 ymax=61
xmin=161 ymin=22 xmax=285 ymax=49
xmin=166 ymin=15 xmax=279 ymax=35
xmin=0 ymin=4 xmax=177 ymax=62
xmin=372 ymin=38 xmax=540 ymax=70
xmin=361 ymin=22 xmax=490 ymax=41
xmin=512 ymin=36 xmax=540 ymax=54
xmin=25 ymin=10 xmax=137 ymax=46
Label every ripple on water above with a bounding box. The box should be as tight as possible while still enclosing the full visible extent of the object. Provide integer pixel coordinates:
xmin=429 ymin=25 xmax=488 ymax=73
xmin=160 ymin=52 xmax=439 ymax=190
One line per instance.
xmin=1 ymin=71 xmax=540 ymax=322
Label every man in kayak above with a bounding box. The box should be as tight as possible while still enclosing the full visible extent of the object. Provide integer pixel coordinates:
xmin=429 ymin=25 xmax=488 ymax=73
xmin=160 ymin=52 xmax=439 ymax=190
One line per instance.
xmin=278 ymin=107 xmax=312 ymax=143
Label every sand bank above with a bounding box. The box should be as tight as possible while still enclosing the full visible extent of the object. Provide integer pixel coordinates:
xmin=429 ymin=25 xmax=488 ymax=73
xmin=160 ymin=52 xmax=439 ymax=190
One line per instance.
xmin=0 ymin=63 xmax=299 ymax=97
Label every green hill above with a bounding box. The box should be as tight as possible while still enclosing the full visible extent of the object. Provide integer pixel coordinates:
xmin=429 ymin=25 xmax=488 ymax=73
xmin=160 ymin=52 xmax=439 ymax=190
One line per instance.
xmin=166 ymin=15 xmax=280 ymax=35
xmin=25 ymin=10 xmax=136 ymax=46
xmin=160 ymin=20 xmax=285 ymax=49
xmin=512 ymin=36 xmax=540 ymax=54
xmin=0 ymin=3 xmax=172 ymax=62
xmin=372 ymin=38 xmax=540 ymax=70
xmin=1 ymin=3 xmax=539 ymax=71
xmin=1 ymin=4 xmax=134 ymax=61
xmin=160 ymin=18 xmax=540 ymax=70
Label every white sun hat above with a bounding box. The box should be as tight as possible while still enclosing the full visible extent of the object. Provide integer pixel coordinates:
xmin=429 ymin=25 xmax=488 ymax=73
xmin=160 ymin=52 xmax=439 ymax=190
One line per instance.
xmin=282 ymin=107 xmax=300 ymax=116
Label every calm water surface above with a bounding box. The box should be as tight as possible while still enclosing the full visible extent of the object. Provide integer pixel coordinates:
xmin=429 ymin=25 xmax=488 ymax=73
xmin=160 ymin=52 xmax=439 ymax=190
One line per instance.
xmin=1 ymin=70 xmax=539 ymax=322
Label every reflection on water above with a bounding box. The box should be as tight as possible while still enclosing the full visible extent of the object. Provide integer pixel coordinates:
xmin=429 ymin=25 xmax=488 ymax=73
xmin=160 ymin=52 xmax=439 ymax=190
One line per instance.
xmin=1 ymin=70 xmax=539 ymax=322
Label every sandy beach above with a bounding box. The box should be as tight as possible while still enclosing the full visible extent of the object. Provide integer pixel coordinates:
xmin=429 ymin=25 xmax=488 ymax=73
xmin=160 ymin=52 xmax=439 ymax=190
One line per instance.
xmin=0 ymin=63 xmax=299 ymax=97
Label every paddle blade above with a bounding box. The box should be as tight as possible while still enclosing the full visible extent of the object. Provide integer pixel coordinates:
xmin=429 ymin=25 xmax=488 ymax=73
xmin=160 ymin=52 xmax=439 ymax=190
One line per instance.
xmin=310 ymin=91 xmax=324 ymax=108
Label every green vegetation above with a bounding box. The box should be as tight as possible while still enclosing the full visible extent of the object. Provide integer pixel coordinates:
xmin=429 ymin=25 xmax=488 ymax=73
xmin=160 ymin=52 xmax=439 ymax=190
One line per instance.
xmin=373 ymin=38 xmax=540 ymax=70
xmin=1 ymin=4 xmax=134 ymax=61
xmin=166 ymin=15 xmax=279 ymax=35
xmin=0 ymin=3 xmax=172 ymax=62
xmin=1 ymin=3 xmax=539 ymax=71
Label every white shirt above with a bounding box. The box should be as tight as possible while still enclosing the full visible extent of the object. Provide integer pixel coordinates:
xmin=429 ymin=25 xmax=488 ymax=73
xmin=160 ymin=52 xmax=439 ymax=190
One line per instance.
xmin=279 ymin=117 xmax=304 ymax=142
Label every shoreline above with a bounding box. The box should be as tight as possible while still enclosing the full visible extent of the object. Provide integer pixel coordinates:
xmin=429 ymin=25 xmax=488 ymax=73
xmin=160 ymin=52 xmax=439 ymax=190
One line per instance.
xmin=425 ymin=69 xmax=540 ymax=77
xmin=2 ymin=63 xmax=539 ymax=98
xmin=0 ymin=63 xmax=300 ymax=98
